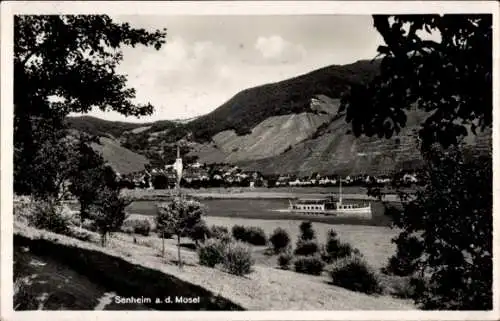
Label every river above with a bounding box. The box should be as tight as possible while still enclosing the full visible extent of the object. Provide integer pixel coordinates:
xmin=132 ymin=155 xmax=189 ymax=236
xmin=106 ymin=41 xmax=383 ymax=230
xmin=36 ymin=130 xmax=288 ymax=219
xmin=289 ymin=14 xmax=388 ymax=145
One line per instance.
xmin=126 ymin=198 xmax=395 ymax=226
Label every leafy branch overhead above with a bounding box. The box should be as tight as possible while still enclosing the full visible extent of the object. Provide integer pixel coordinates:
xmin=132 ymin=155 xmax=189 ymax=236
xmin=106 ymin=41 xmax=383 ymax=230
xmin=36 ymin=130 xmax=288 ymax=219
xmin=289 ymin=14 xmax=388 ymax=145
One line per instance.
xmin=14 ymin=15 xmax=167 ymax=196
xmin=340 ymin=15 xmax=492 ymax=150
xmin=14 ymin=15 xmax=167 ymax=117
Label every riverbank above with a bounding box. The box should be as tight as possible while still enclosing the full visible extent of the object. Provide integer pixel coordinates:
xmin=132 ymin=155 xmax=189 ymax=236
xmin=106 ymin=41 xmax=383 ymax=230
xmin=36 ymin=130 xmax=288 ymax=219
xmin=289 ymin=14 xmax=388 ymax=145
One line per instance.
xmin=121 ymin=187 xmax=403 ymax=203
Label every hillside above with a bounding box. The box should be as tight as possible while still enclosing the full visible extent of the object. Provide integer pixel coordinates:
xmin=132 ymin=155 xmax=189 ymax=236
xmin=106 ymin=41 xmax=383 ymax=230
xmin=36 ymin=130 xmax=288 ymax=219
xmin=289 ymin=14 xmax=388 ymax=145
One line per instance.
xmin=90 ymin=137 xmax=150 ymax=175
xmin=187 ymin=59 xmax=380 ymax=141
xmin=65 ymin=116 xmax=148 ymax=139
xmin=67 ymin=58 xmax=492 ymax=176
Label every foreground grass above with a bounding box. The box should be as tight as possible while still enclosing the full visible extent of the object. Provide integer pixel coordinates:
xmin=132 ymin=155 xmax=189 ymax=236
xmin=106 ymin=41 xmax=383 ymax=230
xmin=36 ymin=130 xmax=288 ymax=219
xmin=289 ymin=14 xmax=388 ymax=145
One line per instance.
xmin=14 ymin=220 xmax=415 ymax=310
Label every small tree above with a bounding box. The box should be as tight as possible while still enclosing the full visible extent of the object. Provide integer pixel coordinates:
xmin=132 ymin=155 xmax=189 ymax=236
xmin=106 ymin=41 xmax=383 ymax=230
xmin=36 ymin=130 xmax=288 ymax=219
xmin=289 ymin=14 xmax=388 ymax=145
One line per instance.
xmin=88 ymin=188 xmax=130 ymax=246
xmin=156 ymin=197 xmax=206 ymax=267
xmin=189 ymin=220 xmax=211 ymax=246
xmin=270 ymin=227 xmax=291 ymax=253
xmin=386 ymin=146 xmax=492 ymax=309
xmin=299 ymin=221 xmax=316 ymax=241
xmin=69 ymin=134 xmax=112 ymax=227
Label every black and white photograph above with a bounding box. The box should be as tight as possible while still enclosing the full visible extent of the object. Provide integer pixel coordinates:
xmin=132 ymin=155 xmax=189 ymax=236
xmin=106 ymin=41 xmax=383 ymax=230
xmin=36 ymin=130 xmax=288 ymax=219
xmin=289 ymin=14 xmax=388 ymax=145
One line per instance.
xmin=1 ymin=1 xmax=498 ymax=319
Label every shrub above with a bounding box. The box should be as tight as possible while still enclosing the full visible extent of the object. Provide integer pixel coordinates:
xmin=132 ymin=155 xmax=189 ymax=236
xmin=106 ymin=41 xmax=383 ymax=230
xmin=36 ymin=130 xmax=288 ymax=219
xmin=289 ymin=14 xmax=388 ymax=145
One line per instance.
xmin=245 ymin=227 xmax=267 ymax=246
xmin=294 ymin=240 xmax=319 ymax=256
xmin=328 ymin=255 xmax=382 ymax=295
xmin=157 ymin=229 xmax=173 ymax=239
xmin=231 ymin=225 xmax=267 ymax=246
xmin=210 ymin=225 xmax=229 ymax=239
xmin=189 ymin=221 xmax=211 ymax=245
xmin=13 ymin=197 xmax=36 ymax=224
xmin=270 ymin=227 xmax=291 ymax=253
xmin=391 ymin=276 xmax=421 ymax=299
xmin=299 ymin=221 xmax=316 ymax=241
xmin=294 ymin=256 xmax=325 ymax=276
xmin=384 ymin=234 xmax=424 ymax=277
xmin=122 ymin=218 xmax=151 ymax=236
xmin=232 ymin=225 xmax=247 ymax=241
xmin=278 ymin=252 xmax=293 ymax=270
xmin=27 ymin=200 xmax=71 ymax=235
xmin=68 ymin=228 xmax=93 ymax=242
xmin=197 ymin=238 xmax=226 ymax=267
xmin=81 ymin=218 xmax=98 ymax=232
xmin=210 ymin=225 xmax=230 ymax=241
xmin=222 ymin=241 xmax=255 ymax=276
xmin=322 ymin=229 xmax=354 ymax=262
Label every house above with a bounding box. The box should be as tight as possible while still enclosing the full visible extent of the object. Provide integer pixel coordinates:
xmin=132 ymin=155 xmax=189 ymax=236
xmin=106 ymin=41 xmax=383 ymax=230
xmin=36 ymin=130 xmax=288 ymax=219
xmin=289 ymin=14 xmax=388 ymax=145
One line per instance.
xmin=319 ymin=177 xmax=336 ymax=185
xmin=189 ymin=162 xmax=202 ymax=169
xmin=403 ymin=173 xmax=418 ymax=184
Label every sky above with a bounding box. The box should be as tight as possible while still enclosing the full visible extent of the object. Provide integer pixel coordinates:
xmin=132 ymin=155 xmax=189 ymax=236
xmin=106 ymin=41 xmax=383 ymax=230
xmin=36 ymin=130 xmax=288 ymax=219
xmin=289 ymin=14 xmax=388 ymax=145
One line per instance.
xmin=82 ymin=15 xmax=385 ymax=123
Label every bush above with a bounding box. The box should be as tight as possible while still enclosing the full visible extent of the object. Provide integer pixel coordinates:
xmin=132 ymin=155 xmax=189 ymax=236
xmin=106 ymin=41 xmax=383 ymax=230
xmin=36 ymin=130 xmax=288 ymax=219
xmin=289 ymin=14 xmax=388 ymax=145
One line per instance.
xmin=232 ymin=225 xmax=246 ymax=241
xmin=222 ymin=241 xmax=255 ymax=276
xmin=321 ymin=229 xmax=355 ymax=263
xmin=81 ymin=218 xmax=98 ymax=232
xmin=328 ymin=255 xmax=382 ymax=295
xmin=277 ymin=247 xmax=293 ymax=269
xmin=157 ymin=230 xmax=173 ymax=239
xmin=210 ymin=225 xmax=229 ymax=239
xmin=231 ymin=225 xmax=267 ymax=246
xmin=299 ymin=221 xmax=316 ymax=241
xmin=122 ymin=218 xmax=151 ymax=236
xmin=27 ymin=200 xmax=71 ymax=235
xmin=270 ymin=227 xmax=291 ymax=253
xmin=384 ymin=234 xmax=424 ymax=277
xmin=198 ymin=238 xmax=225 ymax=267
xmin=294 ymin=256 xmax=325 ymax=276
xmin=189 ymin=221 xmax=211 ymax=245
xmin=67 ymin=228 xmax=93 ymax=242
xmin=294 ymin=240 xmax=319 ymax=256
xmin=13 ymin=197 xmax=36 ymax=224
xmin=246 ymin=227 xmax=267 ymax=246
xmin=391 ymin=276 xmax=423 ymax=299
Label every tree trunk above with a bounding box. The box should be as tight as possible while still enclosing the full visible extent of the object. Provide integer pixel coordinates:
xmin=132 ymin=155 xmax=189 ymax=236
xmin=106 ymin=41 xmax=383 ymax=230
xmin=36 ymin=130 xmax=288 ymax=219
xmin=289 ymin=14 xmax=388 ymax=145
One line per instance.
xmin=177 ymin=234 xmax=182 ymax=268
xmin=162 ymin=231 xmax=165 ymax=257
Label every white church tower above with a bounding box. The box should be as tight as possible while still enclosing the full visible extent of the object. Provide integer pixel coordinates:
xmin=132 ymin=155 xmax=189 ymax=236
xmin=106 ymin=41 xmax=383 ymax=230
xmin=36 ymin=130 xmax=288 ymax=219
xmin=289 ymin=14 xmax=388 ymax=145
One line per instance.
xmin=173 ymin=145 xmax=183 ymax=191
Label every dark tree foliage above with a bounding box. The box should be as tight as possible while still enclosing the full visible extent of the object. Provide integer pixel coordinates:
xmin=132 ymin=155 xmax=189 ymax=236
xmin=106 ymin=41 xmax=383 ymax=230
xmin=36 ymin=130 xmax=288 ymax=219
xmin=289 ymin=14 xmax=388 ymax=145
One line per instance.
xmin=298 ymin=221 xmax=316 ymax=241
xmin=392 ymin=146 xmax=492 ymax=310
xmin=341 ymin=15 xmax=493 ymax=310
xmin=14 ymin=15 xmax=166 ymax=196
xmin=69 ymin=133 xmax=120 ymax=223
xmin=340 ymin=14 xmax=492 ymax=150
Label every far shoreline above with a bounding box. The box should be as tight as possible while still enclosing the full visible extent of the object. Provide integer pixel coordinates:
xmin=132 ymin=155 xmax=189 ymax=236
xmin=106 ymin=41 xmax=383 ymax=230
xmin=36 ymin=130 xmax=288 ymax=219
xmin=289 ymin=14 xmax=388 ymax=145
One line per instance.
xmin=120 ymin=186 xmax=403 ymax=203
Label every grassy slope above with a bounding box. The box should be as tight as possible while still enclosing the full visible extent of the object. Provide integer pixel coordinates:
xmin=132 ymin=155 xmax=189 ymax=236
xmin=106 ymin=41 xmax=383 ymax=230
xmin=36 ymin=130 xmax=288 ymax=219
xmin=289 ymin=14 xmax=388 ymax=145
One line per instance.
xmin=14 ymin=221 xmax=415 ymax=310
xmin=91 ymin=137 xmax=150 ymax=175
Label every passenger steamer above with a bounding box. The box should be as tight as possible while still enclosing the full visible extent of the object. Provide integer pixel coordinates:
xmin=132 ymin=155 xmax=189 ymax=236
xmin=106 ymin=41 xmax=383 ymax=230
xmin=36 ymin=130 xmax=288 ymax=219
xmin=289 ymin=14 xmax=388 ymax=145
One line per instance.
xmin=280 ymin=179 xmax=372 ymax=219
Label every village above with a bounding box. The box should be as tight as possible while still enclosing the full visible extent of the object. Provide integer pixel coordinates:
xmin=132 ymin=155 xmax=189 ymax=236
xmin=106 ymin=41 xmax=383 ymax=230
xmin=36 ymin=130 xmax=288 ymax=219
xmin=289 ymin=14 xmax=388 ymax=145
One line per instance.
xmin=117 ymin=161 xmax=420 ymax=190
